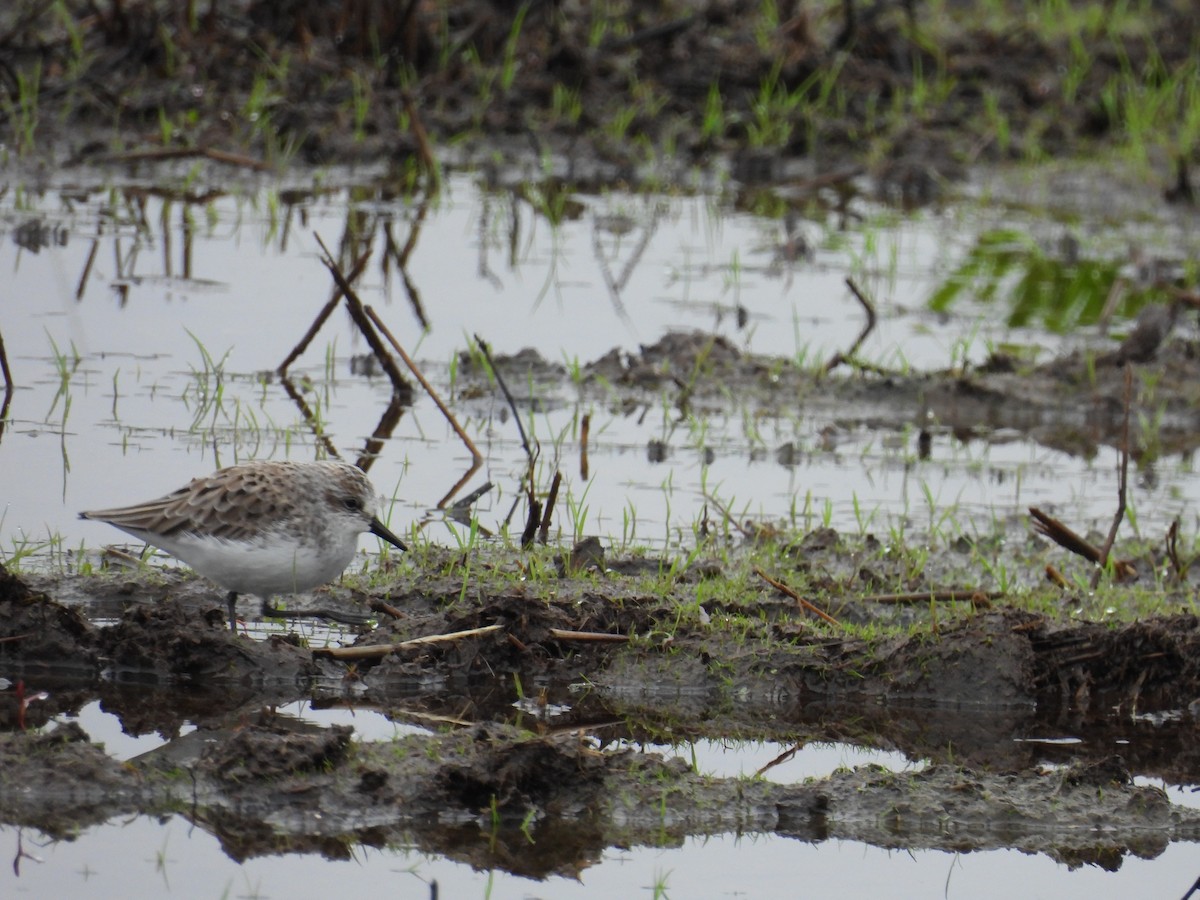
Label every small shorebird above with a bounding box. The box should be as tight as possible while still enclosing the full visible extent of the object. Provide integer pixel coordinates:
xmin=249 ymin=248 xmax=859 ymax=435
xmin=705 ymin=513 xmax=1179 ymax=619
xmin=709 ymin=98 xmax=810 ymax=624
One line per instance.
xmin=80 ymin=460 xmax=407 ymax=630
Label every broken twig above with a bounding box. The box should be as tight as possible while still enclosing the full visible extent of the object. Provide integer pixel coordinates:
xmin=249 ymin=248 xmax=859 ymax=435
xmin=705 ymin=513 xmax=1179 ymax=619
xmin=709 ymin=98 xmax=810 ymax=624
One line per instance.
xmin=474 ymin=334 xmax=534 ymax=463
xmin=547 ymin=628 xmax=630 ymax=643
xmin=538 ymin=471 xmax=562 ymax=544
xmin=278 ymin=247 xmax=372 ymax=376
xmin=580 ymin=412 xmax=591 ymax=481
xmin=314 ymin=233 xmax=412 ymax=400
xmin=0 ymin=327 xmax=12 ymax=396
xmin=1091 ymin=364 xmax=1133 ymax=590
xmin=365 ymin=306 xmax=484 ymax=508
xmin=754 ymin=567 xmax=841 ymax=627
xmin=313 ymin=624 xmax=503 ymax=660
xmin=861 ymin=590 xmax=1004 ymax=605
xmin=824 ymin=277 xmax=877 ymax=373
xmin=1029 ymin=507 xmax=1136 ymax=581
xmin=92 ymin=146 xmax=272 ymax=171
xmin=1166 ymin=519 xmax=1189 ymax=582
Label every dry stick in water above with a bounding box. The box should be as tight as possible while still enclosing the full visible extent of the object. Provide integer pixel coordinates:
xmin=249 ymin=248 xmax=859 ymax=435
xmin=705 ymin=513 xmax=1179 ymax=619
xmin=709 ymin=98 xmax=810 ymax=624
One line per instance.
xmin=520 ymin=494 xmax=542 ymax=547
xmin=449 ymin=481 xmax=495 ymax=511
xmin=76 ymin=239 xmax=99 ymax=300
xmin=538 ymin=471 xmax=562 ymax=544
xmin=314 ymin=234 xmax=411 ymax=398
xmin=703 ymin=490 xmax=772 ymax=541
xmin=364 ymin=306 xmax=485 ymax=508
xmin=279 ymin=375 xmax=341 ymax=460
xmin=474 ymin=335 xmax=534 ymax=461
xmin=473 ymin=334 xmax=546 ymax=544
xmin=0 ymin=326 xmax=13 ymax=396
xmin=1091 ymin=364 xmax=1134 ymax=590
xmin=824 ymin=277 xmax=878 ymax=373
xmin=383 ymin=220 xmax=430 ymax=331
xmin=278 ymin=247 xmax=372 ymax=375
xmin=357 ymin=393 xmax=406 ymax=472
xmin=754 ymin=567 xmax=842 ymax=627
xmin=580 ymin=412 xmax=590 ymax=480
xmin=755 ymin=742 xmax=803 ymax=778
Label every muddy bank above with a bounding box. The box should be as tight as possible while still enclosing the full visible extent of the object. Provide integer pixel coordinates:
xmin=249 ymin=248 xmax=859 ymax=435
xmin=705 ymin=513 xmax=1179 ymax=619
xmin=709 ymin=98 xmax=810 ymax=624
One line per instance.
xmin=10 ymin=556 xmax=1200 ymax=719
xmin=7 ymin=518 xmax=1200 ymax=874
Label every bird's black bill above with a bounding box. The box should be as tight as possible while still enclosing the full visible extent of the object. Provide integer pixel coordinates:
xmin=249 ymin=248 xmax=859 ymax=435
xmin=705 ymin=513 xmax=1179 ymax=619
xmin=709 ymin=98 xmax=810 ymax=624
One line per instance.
xmin=370 ymin=517 xmax=408 ymax=551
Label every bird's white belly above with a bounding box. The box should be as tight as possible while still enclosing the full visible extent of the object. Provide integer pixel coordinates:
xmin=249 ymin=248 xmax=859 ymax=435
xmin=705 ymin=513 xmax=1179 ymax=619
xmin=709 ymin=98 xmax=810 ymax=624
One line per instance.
xmin=155 ymin=531 xmax=358 ymax=598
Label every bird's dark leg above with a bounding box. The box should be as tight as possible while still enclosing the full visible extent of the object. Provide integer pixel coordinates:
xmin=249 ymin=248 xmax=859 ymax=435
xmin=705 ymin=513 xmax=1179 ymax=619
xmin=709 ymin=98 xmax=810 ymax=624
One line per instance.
xmin=226 ymin=591 xmax=238 ymax=632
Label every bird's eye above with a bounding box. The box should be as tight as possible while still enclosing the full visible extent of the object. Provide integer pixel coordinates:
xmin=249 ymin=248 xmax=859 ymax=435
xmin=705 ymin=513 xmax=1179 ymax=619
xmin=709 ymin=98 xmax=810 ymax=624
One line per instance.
xmin=342 ymin=496 xmax=363 ymax=512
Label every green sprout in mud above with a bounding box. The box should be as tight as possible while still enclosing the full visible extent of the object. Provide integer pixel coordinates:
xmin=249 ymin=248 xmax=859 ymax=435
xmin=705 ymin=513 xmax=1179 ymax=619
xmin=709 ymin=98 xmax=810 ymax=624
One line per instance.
xmin=604 ymin=104 xmax=638 ymax=143
xmin=1137 ymin=405 xmax=1166 ymax=469
xmin=551 ymin=84 xmax=582 ymax=127
xmin=349 ymin=71 xmax=371 ymax=143
xmin=980 ymin=89 xmax=1011 ymax=154
xmin=751 ymin=0 xmax=783 ymax=51
xmin=976 ymin=554 xmax=1012 ymax=593
xmin=1101 ymin=50 xmax=1200 ymax=172
xmin=851 ymin=493 xmax=877 ymax=536
xmin=4 ymin=59 xmax=41 ymax=155
xmin=1124 ymin=499 xmax=1141 ymax=541
xmin=1 ymin=520 xmax=66 ymax=572
xmin=701 ymin=82 xmax=726 ymax=144
xmin=618 ymin=499 xmax=639 ymax=552
xmin=500 ymin=5 xmax=528 ymax=93
xmin=566 ymin=479 xmax=596 ymax=543
xmin=747 ymin=62 xmax=798 ymax=149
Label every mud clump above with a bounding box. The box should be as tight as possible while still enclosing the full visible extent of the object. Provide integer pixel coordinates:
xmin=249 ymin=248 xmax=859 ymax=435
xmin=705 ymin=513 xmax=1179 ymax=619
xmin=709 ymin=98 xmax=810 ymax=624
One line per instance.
xmin=1 ymin=564 xmax=319 ymax=686
xmin=437 ymin=724 xmax=609 ymax=817
xmin=0 ymin=562 xmax=97 ymax=672
xmin=203 ymin=720 xmax=353 ymax=781
xmin=97 ymin=596 xmax=320 ymax=685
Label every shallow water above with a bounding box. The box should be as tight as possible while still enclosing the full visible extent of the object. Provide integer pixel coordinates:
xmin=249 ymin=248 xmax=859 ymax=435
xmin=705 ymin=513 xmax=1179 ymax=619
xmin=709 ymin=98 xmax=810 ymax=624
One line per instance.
xmin=4 ymin=169 xmax=1198 ymax=565
xmin=5 ymin=165 xmax=1200 ymax=898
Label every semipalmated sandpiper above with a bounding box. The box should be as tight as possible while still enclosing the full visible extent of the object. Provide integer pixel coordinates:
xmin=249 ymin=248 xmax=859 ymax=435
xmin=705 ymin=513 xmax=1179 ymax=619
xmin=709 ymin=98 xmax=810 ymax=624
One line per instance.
xmin=80 ymin=460 xmax=407 ymax=630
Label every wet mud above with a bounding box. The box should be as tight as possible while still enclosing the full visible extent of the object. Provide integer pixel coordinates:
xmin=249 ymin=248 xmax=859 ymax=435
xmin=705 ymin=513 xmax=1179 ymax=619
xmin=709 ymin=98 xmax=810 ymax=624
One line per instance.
xmin=6 ymin=479 xmax=1200 ymax=878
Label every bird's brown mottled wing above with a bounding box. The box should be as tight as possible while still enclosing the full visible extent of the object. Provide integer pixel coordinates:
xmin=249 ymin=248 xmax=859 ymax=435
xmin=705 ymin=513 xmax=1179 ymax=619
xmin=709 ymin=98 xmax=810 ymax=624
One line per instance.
xmin=81 ymin=466 xmax=290 ymax=542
